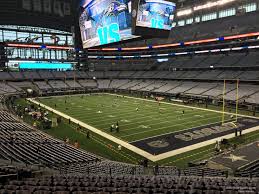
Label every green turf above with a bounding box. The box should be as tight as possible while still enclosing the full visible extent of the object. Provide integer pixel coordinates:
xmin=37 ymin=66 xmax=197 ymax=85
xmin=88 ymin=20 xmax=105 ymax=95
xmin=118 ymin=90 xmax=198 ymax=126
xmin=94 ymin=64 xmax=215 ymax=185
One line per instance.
xmin=13 ymin=95 xmax=259 ymax=168
xmin=14 ymin=98 xmax=143 ymax=164
xmin=37 ymin=93 xmax=232 ymax=142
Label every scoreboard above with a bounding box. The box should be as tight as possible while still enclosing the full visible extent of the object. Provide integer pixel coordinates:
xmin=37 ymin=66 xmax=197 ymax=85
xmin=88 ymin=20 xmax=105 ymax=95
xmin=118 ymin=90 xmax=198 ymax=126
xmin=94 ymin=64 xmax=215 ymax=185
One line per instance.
xmin=79 ymin=0 xmax=176 ymax=48
xmin=19 ymin=62 xmax=72 ymax=70
xmin=132 ymin=0 xmax=176 ymax=37
xmin=136 ymin=0 xmax=175 ymax=30
xmin=79 ymin=0 xmax=138 ymax=48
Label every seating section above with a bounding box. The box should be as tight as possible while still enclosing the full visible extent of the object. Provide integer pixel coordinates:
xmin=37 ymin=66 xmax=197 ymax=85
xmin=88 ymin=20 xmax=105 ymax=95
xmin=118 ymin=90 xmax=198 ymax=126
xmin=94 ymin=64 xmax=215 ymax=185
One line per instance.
xmin=34 ymin=81 xmax=52 ymax=91
xmin=38 ymin=71 xmax=54 ymax=79
xmin=60 ymin=161 xmax=144 ymax=176
xmin=156 ymin=166 xmax=179 ymax=176
xmin=22 ymin=72 xmax=40 ymax=80
xmin=97 ymin=80 xmax=111 ymax=89
xmin=9 ymin=72 xmax=24 ymax=80
xmin=8 ymin=82 xmax=33 ymax=92
xmin=0 ymin=83 xmax=17 ymax=95
xmin=0 ymin=122 xmax=32 ymax=131
xmin=0 ymin=50 xmax=259 ymax=82
xmin=65 ymin=80 xmax=83 ymax=89
xmin=78 ymin=80 xmax=97 ymax=88
xmin=247 ymin=92 xmax=259 ymax=104
xmin=109 ymin=79 xmax=131 ymax=89
xmin=1 ymin=69 xmax=259 ymax=83
xmin=48 ymin=80 xmax=68 ymax=90
xmin=0 ymin=164 xmax=32 ymax=177
xmin=181 ymin=167 xmax=226 ymax=177
xmin=0 ymin=109 xmax=231 ymax=179
xmin=236 ymin=160 xmax=259 ymax=178
xmin=1 ymin=174 xmax=258 ymax=194
xmin=95 ymin=79 xmax=259 ymax=103
xmin=0 ymin=110 xmax=100 ymax=169
xmin=0 ymin=111 xmax=18 ymax=122
xmin=1 ymin=77 xmax=259 ymax=104
xmin=0 ymin=96 xmax=5 ymax=103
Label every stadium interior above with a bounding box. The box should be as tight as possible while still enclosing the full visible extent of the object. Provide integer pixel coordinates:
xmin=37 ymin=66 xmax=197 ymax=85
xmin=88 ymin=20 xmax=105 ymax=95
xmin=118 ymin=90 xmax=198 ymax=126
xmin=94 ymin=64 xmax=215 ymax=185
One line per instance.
xmin=1 ymin=0 xmax=259 ymax=193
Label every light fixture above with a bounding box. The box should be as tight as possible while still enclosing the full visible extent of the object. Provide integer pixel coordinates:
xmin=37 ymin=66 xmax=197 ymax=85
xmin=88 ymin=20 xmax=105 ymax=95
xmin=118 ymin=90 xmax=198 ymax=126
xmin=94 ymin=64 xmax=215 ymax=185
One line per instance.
xmin=194 ymin=0 xmax=236 ymax=11
xmin=176 ymin=0 xmax=236 ymax=16
xmin=177 ymin=9 xmax=192 ymax=16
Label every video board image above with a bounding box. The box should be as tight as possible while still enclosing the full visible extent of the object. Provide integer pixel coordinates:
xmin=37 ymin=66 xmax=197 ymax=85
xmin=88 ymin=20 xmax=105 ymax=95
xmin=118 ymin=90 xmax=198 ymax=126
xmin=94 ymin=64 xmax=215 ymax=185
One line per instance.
xmin=136 ymin=0 xmax=176 ymax=30
xmin=79 ymin=0 xmax=137 ymax=48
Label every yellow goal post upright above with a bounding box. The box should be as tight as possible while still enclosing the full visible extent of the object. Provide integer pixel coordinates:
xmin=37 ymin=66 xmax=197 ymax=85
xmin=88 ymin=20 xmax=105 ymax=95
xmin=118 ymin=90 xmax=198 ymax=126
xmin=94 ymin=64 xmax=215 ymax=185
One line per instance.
xmin=221 ymin=79 xmax=226 ymax=126
xmin=235 ymin=79 xmax=239 ymax=123
xmin=221 ymin=79 xmax=240 ymax=126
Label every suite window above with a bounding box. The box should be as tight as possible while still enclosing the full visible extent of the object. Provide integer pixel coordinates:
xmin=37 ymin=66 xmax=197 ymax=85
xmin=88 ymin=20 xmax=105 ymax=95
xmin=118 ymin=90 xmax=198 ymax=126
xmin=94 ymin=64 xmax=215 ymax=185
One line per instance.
xmin=201 ymin=12 xmax=217 ymax=21
xmin=219 ymin=8 xmax=236 ymax=18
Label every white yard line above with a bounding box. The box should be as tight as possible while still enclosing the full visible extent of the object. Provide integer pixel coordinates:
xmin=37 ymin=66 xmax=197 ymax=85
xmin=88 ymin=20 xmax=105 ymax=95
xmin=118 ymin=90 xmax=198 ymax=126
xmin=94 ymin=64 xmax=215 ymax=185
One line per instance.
xmin=120 ymin=111 xmax=218 ymax=131
xmin=104 ymin=93 xmax=259 ymax=119
xmin=51 ymin=96 xmax=223 ymax=140
xmin=120 ymin=115 xmax=224 ymax=138
xmin=93 ymin=108 xmax=214 ymax=128
xmin=73 ymin=107 xmax=184 ymax=124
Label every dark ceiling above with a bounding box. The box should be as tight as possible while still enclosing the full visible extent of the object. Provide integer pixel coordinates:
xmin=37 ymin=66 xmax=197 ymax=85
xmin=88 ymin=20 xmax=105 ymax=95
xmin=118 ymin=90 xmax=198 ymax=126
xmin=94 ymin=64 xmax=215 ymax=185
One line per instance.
xmin=0 ymin=0 xmax=77 ymax=32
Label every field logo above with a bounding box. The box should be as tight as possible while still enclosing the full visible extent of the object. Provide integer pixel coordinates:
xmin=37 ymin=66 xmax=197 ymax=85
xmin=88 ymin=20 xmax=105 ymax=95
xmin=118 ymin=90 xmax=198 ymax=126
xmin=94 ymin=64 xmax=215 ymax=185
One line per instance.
xmin=147 ymin=140 xmax=169 ymax=148
xmin=97 ymin=23 xmax=120 ymax=45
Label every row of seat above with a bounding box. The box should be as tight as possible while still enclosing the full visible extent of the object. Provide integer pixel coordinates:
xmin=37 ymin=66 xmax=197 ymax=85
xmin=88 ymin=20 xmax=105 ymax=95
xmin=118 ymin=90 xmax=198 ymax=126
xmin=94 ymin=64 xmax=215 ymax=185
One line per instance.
xmin=1 ymin=174 xmax=258 ymax=194
xmin=1 ymin=69 xmax=259 ymax=81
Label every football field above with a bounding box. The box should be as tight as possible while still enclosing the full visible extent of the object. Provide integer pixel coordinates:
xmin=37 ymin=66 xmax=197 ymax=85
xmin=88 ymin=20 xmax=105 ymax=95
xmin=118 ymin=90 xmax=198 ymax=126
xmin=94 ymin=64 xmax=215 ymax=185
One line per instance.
xmin=37 ymin=93 xmax=233 ymax=143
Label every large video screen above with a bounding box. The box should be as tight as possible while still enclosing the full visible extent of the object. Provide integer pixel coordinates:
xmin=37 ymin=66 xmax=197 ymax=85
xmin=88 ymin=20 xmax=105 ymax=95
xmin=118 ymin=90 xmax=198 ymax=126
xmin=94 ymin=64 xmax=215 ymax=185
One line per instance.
xmin=19 ymin=62 xmax=72 ymax=70
xmin=79 ymin=0 xmax=137 ymax=48
xmin=136 ymin=0 xmax=176 ymax=30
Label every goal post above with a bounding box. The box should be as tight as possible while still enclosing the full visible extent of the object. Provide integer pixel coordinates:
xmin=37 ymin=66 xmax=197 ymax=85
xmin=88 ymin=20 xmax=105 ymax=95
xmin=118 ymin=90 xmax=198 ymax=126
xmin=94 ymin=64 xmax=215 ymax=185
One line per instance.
xmin=235 ymin=79 xmax=239 ymax=123
xmin=221 ymin=79 xmax=239 ymax=126
xmin=221 ymin=79 xmax=226 ymax=125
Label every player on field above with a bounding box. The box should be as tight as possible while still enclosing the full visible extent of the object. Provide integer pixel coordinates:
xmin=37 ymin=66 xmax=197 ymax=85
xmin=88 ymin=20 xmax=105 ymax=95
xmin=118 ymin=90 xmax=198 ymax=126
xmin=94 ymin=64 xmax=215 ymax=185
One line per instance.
xmin=115 ymin=124 xmax=119 ymax=133
xmin=86 ymin=131 xmax=90 ymax=138
xmin=110 ymin=124 xmax=114 ymax=132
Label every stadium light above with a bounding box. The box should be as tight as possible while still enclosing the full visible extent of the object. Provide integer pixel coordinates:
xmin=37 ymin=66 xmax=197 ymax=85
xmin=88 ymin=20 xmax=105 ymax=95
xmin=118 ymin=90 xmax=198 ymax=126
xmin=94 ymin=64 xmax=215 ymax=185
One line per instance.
xmin=88 ymin=44 xmax=259 ymax=59
xmin=88 ymin=32 xmax=259 ymax=52
xmin=177 ymin=9 xmax=192 ymax=16
xmin=195 ymin=50 xmax=210 ymax=54
xmin=157 ymin=58 xmax=169 ymax=62
xmin=176 ymin=0 xmax=236 ymax=16
xmin=194 ymin=0 xmax=236 ymax=11
xmin=7 ymin=43 xmax=73 ymax=50
xmin=231 ymin=47 xmax=243 ymax=51
xmin=248 ymin=45 xmax=259 ymax=49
